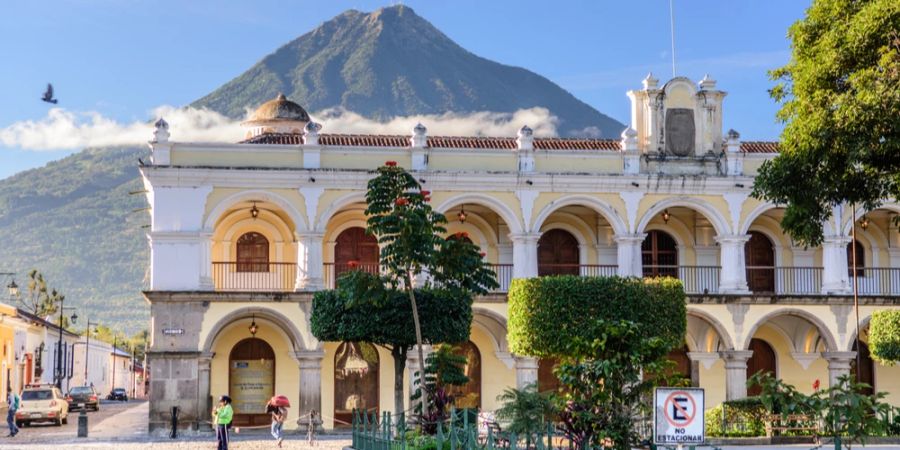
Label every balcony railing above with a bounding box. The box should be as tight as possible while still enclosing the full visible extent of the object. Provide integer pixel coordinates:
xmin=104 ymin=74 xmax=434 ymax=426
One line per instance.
xmin=323 ymin=262 xmax=381 ymax=289
xmin=643 ymin=265 xmax=720 ymax=294
xmin=487 ymin=264 xmax=513 ymax=292
xmin=538 ymin=264 xmax=618 ymax=278
xmin=850 ymin=268 xmax=900 ymax=296
xmin=212 ymin=262 xmax=296 ymax=292
xmin=746 ymin=266 xmax=823 ymax=295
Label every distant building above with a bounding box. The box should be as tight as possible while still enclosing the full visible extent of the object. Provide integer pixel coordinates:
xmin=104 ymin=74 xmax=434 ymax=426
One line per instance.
xmin=142 ymin=75 xmax=900 ymax=432
xmin=71 ymin=338 xmax=111 ymax=394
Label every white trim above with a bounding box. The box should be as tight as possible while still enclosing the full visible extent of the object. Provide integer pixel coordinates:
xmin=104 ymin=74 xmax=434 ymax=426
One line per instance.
xmin=203 ymin=189 xmax=307 ymax=232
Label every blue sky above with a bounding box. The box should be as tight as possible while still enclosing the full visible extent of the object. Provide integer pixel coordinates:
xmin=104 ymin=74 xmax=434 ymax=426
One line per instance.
xmin=0 ymin=0 xmax=809 ymax=179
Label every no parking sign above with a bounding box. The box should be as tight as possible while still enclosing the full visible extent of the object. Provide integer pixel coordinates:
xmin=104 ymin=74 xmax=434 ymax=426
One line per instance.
xmin=654 ymin=387 xmax=704 ymax=445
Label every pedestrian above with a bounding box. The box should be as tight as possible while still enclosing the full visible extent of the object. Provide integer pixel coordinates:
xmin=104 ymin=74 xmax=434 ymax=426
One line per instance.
xmin=212 ymin=395 xmax=233 ymax=450
xmin=268 ymin=400 xmax=287 ymax=448
xmin=6 ymin=389 xmax=19 ymax=437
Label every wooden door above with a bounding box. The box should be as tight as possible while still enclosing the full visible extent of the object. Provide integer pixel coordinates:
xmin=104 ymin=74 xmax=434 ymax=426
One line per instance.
xmin=229 ymin=338 xmax=275 ymax=426
xmin=745 ymin=231 xmax=775 ymax=293
xmin=334 ymin=342 xmax=379 ymax=426
xmin=236 ymin=232 xmax=269 ymax=272
xmin=746 ymin=338 xmax=776 ymax=396
xmin=450 ymin=342 xmax=482 ymax=409
xmin=852 ymin=341 xmax=875 ymax=396
xmin=538 ymin=229 xmax=580 ymax=276
xmin=334 ymin=227 xmax=379 ymax=278
xmin=538 ymin=358 xmax=562 ymax=394
xmin=642 ymin=230 xmax=678 ymax=278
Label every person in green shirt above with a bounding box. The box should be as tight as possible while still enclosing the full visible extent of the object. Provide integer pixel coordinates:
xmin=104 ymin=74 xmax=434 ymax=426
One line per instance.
xmin=212 ymin=395 xmax=233 ymax=450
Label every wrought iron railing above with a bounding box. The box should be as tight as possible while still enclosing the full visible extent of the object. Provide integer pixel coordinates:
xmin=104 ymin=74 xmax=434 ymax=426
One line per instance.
xmin=487 ymin=264 xmax=513 ymax=292
xmin=643 ymin=265 xmax=720 ymax=294
xmin=746 ymin=266 xmax=823 ymax=295
xmin=538 ymin=264 xmax=618 ymax=278
xmin=850 ymin=268 xmax=900 ymax=296
xmin=211 ymin=262 xmax=296 ymax=291
xmin=323 ymin=262 xmax=381 ymax=289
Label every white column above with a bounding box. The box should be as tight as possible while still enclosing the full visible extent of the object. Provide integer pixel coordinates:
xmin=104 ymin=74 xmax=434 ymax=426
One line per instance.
xmin=199 ymin=232 xmax=213 ymax=290
xmin=296 ymin=351 xmax=324 ymax=426
xmin=717 ymin=234 xmax=751 ymax=294
xmin=296 ymin=232 xmax=325 ymax=291
xmin=514 ymin=356 xmax=539 ymax=389
xmin=822 ymin=235 xmax=852 ymax=294
xmin=405 ymin=346 xmax=433 ymax=411
xmin=721 ymin=350 xmax=753 ymax=401
xmin=614 ymin=234 xmax=645 ymax=277
xmin=510 ymin=233 xmax=540 ymax=279
xmin=823 ymin=351 xmax=856 ymax=388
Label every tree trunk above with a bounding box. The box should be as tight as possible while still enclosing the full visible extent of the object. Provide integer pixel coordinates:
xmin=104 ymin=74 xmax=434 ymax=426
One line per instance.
xmin=391 ymin=345 xmax=408 ymax=420
xmin=406 ymin=270 xmax=428 ymax=417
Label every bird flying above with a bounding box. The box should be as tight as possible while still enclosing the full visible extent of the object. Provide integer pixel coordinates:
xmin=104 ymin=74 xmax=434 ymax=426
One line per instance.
xmin=41 ymin=83 xmax=58 ymax=104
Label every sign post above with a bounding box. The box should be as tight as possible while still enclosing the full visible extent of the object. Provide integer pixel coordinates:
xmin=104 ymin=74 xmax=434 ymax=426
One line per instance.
xmin=654 ymin=387 xmax=705 ymax=446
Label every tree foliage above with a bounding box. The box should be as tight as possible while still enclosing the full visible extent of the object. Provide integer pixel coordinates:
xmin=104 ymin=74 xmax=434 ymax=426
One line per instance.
xmin=411 ymin=344 xmax=471 ymax=433
xmin=23 ymin=269 xmax=64 ymax=318
xmin=508 ymin=276 xmax=687 ymax=449
xmin=495 ymin=383 xmax=555 ymax=447
xmin=868 ymin=310 xmax=900 ymax=364
xmin=752 ymin=0 xmax=900 ymax=246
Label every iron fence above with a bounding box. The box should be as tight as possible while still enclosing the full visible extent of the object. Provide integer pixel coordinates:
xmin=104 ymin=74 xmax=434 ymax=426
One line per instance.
xmin=745 ymin=266 xmax=823 ymax=295
xmin=643 ymin=265 xmax=720 ymax=294
xmin=211 ymin=262 xmax=296 ymax=291
xmin=851 ymin=268 xmax=900 ymax=296
xmin=323 ymin=262 xmax=381 ymax=289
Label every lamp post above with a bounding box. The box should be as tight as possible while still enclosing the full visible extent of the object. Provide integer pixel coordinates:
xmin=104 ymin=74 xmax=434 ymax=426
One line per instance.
xmin=111 ymin=335 xmax=117 ymax=392
xmin=56 ymin=304 xmax=77 ymax=390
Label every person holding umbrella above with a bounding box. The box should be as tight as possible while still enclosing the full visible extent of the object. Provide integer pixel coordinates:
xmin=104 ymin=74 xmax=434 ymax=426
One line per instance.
xmin=213 ymin=395 xmax=233 ymax=450
xmin=267 ymin=395 xmax=290 ymax=448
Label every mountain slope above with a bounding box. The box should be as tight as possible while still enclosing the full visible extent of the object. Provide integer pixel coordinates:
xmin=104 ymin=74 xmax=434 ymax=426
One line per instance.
xmin=193 ymin=6 xmax=624 ymax=137
xmin=0 ymin=147 xmax=149 ymax=332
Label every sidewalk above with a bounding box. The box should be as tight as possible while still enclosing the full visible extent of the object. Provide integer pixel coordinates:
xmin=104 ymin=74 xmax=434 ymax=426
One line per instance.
xmin=90 ymin=401 xmax=148 ymax=438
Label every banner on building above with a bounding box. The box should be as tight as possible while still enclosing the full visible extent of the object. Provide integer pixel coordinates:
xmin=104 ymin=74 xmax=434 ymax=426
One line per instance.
xmin=229 ymin=359 xmax=274 ymax=414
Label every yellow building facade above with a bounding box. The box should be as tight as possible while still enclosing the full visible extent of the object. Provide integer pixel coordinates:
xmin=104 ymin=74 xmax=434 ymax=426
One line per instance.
xmin=142 ymin=75 xmax=900 ymax=432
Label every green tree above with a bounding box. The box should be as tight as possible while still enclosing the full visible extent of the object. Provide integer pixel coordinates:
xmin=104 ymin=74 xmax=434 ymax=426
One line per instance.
xmin=508 ymin=276 xmax=686 ymax=449
xmin=495 ymin=383 xmax=555 ymax=448
xmin=868 ymin=310 xmax=900 ymax=364
xmin=363 ymin=161 xmax=497 ymax=411
xmin=22 ymin=269 xmax=64 ymax=318
xmin=311 ymin=283 xmax=473 ymax=417
xmin=752 ymin=0 xmax=900 ymax=246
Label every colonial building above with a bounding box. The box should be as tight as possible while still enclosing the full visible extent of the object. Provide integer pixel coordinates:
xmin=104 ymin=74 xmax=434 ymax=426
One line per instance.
xmin=142 ymin=75 xmax=900 ymax=433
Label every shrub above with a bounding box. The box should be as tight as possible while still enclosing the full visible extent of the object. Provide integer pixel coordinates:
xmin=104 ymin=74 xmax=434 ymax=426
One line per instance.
xmin=705 ymin=398 xmax=767 ymax=437
xmin=508 ymin=276 xmax=686 ymax=359
xmin=869 ymin=310 xmax=900 ymax=364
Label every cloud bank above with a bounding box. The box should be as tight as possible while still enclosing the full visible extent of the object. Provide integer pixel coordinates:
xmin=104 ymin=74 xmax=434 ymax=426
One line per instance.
xmin=0 ymin=106 xmax=559 ymax=151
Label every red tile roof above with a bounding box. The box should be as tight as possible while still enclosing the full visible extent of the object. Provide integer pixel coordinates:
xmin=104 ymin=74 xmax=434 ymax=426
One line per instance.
xmin=241 ymin=132 xmax=621 ymax=151
xmin=741 ymin=141 xmax=780 ymax=153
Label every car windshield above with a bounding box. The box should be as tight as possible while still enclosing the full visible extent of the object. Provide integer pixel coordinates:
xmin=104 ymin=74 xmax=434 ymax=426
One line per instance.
xmin=71 ymin=387 xmax=92 ymax=395
xmin=22 ymin=390 xmax=53 ymax=401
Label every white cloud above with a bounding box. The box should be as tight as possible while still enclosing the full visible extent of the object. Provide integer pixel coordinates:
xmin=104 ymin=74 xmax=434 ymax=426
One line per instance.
xmin=0 ymin=106 xmax=559 ymax=151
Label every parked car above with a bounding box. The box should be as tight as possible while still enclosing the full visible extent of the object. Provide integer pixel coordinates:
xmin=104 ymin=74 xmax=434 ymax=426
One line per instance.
xmin=15 ymin=385 xmax=69 ymax=427
xmin=107 ymin=388 xmax=128 ymax=401
xmin=66 ymin=385 xmax=100 ymax=411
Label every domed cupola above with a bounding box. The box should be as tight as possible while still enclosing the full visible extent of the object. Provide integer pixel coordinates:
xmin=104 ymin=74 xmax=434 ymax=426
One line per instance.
xmin=241 ymin=93 xmax=311 ymax=138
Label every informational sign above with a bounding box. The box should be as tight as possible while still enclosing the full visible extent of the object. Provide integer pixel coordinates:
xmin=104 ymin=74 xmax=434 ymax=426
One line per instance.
xmin=654 ymin=387 xmax=705 ymax=445
xmin=162 ymin=328 xmax=184 ymax=335
xmin=229 ymin=359 xmax=274 ymax=414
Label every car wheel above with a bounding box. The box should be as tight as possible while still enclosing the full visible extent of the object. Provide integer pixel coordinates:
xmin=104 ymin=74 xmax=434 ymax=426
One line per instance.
xmin=62 ymin=416 xmax=68 ymax=425
xmin=55 ymin=418 xmax=62 ymax=426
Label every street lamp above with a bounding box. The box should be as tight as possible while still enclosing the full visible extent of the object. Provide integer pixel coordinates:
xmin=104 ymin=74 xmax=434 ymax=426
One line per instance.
xmin=56 ymin=304 xmax=77 ymax=390
xmin=6 ymin=280 xmax=17 ymax=298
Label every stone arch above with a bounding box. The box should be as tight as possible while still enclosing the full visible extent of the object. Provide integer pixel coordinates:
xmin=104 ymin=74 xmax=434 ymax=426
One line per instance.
xmin=845 ymin=314 xmax=875 ymax=352
xmin=471 ymin=307 xmax=513 ymax=368
xmin=637 ymin=197 xmax=731 ymax=236
xmin=204 ymin=189 xmax=307 ymax=233
xmin=686 ymin=307 xmax=735 ymax=351
xmin=315 ymin=191 xmax=367 ymax=232
xmin=540 ymin=222 xmax=590 ymax=266
xmin=531 ymin=195 xmax=627 ymax=236
xmin=742 ymin=308 xmax=838 ymax=352
xmin=444 ymin=212 xmax=496 ymax=251
xmin=843 ymin=203 xmax=900 ymax=235
xmin=436 ymin=194 xmax=524 ymax=234
xmin=748 ymin=220 xmax=786 ymax=267
xmin=740 ymin=202 xmax=779 ymax=235
xmin=203 ymin=306 xmax=310 ymax=354
xmin=540 ymin=213 xmax=595 ymax=246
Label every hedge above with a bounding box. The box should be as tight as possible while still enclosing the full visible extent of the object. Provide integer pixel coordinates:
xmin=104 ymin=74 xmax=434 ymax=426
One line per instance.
xmin=705 ymin=398 xmax=767 ymax=437
xmin=310 ymin=287 xmax=473 ymax=347
xmin=869 ymin=310 xmax=900 ymax=364
xmin=507 ymin=276 xmax=686 ymax=358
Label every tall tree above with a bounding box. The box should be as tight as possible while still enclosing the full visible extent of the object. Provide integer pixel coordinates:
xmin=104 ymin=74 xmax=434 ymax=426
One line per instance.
xmin=752 ymin=0 xmax=900 ymax=246
xmin=22 ymin=269 xmax=63 ymax=318
xmin=363 ymin=161 xmax=497 ymax=413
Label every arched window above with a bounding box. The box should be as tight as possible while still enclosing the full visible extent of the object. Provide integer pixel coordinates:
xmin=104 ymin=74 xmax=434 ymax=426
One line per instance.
xmin=334 ymin=227 xmax=379 ymax=278
xmin=642 ymin=230 xmax=678 ymax=278
xmin=538 ymin=229 xmax=580 ymax=276
xmin=847 ymin=240 xmax=865 ymax=277
xmin=745 ymin=231 xmax=775 ymax=293
xmin=538 ymin=357 xmax=562 ymax=394
xmin=334 ymin=342 xmax=379 ymax=426
xmin=229 ymin=338 xmax=275 ymax=426
xmin=451 ymin=341 xmax=482 ymax=408
xmin=746 ymin=338 xmax=777 ymax=396
xmin=236 ymin=232 xmax=269 ymax=272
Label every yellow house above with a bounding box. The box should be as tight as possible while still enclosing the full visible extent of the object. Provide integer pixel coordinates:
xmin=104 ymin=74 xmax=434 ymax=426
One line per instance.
xmin=141 ymin=75 xmax=900 ymax=433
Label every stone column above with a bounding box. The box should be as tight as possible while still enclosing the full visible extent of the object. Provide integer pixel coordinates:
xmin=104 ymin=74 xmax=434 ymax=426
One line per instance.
xmin=514 ymin=357 xmax=539 ymax=389
xmin=614 ymin=234 xmax=646 ymax=277
xmin=822 ymin=235 xmax=852 ymax=294
xmin=405 ymin=346 xmax=433 ymax=411
xmin=721 ymin=350 xmax=753 ymax=401
xmin=296 ymin=351 xmax=324 ymax=427
xmin=296 ymin=232 xmax=325 ymax=291
xmin=823 ymin=351 xmax=856 ymax=388
xmin=197 ymin=353 xmax=213 ymax=430
xmin=509 ymin=233 xmax=541 ymax=279
xmin=717 ymin=234 xmax=751 ymax=294
xmin=199 ymin=233 xmax=213 ymax=290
